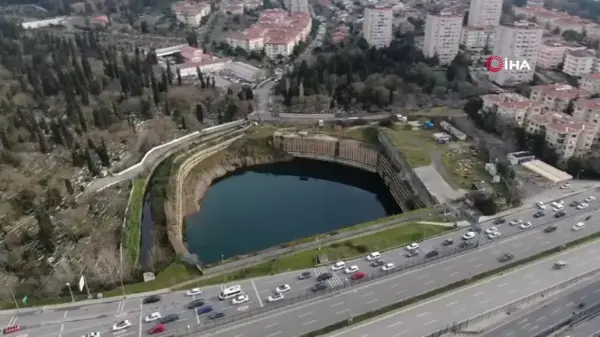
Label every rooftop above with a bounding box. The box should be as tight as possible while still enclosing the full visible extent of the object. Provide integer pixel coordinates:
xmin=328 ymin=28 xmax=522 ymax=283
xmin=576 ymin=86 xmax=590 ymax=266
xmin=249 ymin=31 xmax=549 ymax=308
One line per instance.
xmin=482 ymin=93 xmax=537 ymax=110
xmin=529 ymin=112 xmax=587 ymax=133
xmin=531 ymin=84 xmax=591 ymax=100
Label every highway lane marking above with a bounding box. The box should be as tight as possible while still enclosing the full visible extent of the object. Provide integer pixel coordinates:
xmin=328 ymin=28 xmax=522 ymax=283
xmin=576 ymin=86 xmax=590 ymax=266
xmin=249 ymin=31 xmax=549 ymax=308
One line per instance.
xmin=475 ymin=264 xmax=483 ymax=268
xmin=395 ymin=290 xmax=407 ymax=295
xmin=480 ymin=299 xmax=491 ymax=304
xmin=531 ymin=280 xmax=540 ymax=285
xmin=360 ymin=292 xmax=374 ymax=298
xmin=542 ymin=241 xmax=551 ymax=245
xmin=335 ymin=309 xmax=349 ymax=315
xmin=423 ymin=320 xmax=437 ymax=326
xmin=498 ymin=283 xmax=509 ymax=288
xmin=518 ymin=318 xmax=528 ymax=324
xmin=265 ymin=322 xmax=279 ymax=328
xmin=137 ymin=299 xmax=143 ymax=337
xmin=393 ymin=331 xmax=407 ymax=336
xmin=446 ymin=301 xmax=458 ymax=307
xmin=416 ymin=275 xmax=429 ymax=280
xmin=116 ymin=301 xmax=125 ymax=315
xmin=206 ymin=227 xmax=600 ymax=337
xmin=524 ymin=273 xmax=533 ymax=278
xmin=424 ymin=281 xmax=434 ymax=286
xmin=298 ymin=312 xmax=312 ymax=318
xmin=505 ymin=332 xmax=514 ymax=336
xmin=474 ymin=292 xmax=483 ymax=297
xmin=366 ymin=299 xmax=378 ymax=305
xmin=266 ymin=331 xmax=282 ymax=337
xmin=443 ymin=267 xmax=452 ymax=271
xmin=536 ymin=316 xmax=546 ymax=322
xmin=6 ymin=316 xmax=17 ymax=327
xmin=455 ymin=309 xmax=465 ymax=314
xmin=468 ymin=258 xmax=477 ymax=263
xmin=302 ymin=320 xmax=316 ymax=326
xmin=527 ymin=325 xmax=539 ymax=332
xmin=552 ymin=308 xmax=562 ymax=314
xmin=251 ymin=280 xmax=264 ymax=307
xmin=331 ymin=302 xmax=344 ymax=307
xmin=416 ymin=312 xmax=429 ymax=317
xmin=387 ymin=322 xmax=403 ymax=328
xmin=59 ymin=310 xmax=68 ymax=337
xmin=194 ymin=295 xmax=200 ymax=325
xmin=521 ymin=248 xmax=531 ymax=253
xmin=391 ymin=283 xmax=401 ymax=288
xmin=234 ymin=334 xmax=244 ymax=337
xmin=449 ymin=272 xmax=459 ymax=277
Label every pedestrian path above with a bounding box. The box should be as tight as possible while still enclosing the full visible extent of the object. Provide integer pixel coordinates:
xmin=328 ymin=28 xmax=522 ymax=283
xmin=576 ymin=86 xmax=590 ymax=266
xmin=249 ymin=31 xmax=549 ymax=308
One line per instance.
xmin=313 ymin=266 xmax=344 ymax=288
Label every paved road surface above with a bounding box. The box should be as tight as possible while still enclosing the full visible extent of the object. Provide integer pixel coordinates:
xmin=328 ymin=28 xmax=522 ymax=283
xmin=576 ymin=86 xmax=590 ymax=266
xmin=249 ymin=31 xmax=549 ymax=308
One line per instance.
xmin=3 ymin=190 xmax=598 ymax=337
xmin=556 ymin=312 xmax=600 ymax=337
xmin=481 ymin=280 xmax=600 ymax=337
xmin=323 ymin=241 xmax=600 ymax=337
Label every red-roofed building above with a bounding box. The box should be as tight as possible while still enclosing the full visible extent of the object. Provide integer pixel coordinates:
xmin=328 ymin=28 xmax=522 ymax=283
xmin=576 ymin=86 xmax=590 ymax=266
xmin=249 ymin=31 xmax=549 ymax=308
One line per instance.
xmin=530 ymin=84 xmax=591 ymax=113
xmin=172 ymin=1 xmax=211 ymax=26
xmin=526 ymin=112 xmax=596 ymax=159
xmin=226 ymin=9 xmax=311 ymax=58
xmin=563 ymin=49 xmax=597 ymax=77
xmin=165 ymin=46 xmax=231 ymax=75
xmin=481 ymin=93 xmax=542 ymax=127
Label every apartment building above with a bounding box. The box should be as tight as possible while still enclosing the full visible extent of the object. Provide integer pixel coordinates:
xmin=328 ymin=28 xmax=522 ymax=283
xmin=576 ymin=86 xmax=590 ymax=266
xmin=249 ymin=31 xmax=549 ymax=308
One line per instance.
xmin=172 ymin=1 xmax=211 ymax=26
xmin=537 ymin=39 xmax=586 ymax=69
xmin=526 ymin=112 xmax=594 ymax=159
xmin=362 ymin=6 xmax=393 ymax=49
xmin=226 ymin=9 xmax=311 ymax=58
xmin=489 ymin=22 xmax=543 ymax=86
xmin=467 ymin=0 xmax=502 ymax=27
xmin=283 ymin=0 xmax=309 ymax=13
xmin=461 ymin=26 xmax=494 ymax=51
xmin=423 ymin=11 xmax=463 ymax=65
xmin=563 ymin=49 xmax=597 ymax=77
xmin=530 ymin=84 xmax=591 ymax=113
xmin=481 ymin=93 xmax=542 ymax=127
xmin=579 ymin=73 xmax=600 ymax=94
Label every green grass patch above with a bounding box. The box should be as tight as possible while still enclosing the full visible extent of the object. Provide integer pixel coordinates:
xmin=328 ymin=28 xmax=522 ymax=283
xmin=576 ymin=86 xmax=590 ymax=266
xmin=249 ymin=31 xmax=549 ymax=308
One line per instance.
xmin=104 ymin=262 xmax=201 ymax=296
xmin=440 ymin=149 xmax=488 ymax=190
xmin=300 ymin=229 xmax=600 ymax=336
xmin=382 ymin=125 xmax=438 ymax=168
xmin=179 ymin=223 xmax=450 ymax=289
xmin=123 ymin=178 xmax=146 ymax=265
xmin=326 ymin=126 xmax=380 ymax=144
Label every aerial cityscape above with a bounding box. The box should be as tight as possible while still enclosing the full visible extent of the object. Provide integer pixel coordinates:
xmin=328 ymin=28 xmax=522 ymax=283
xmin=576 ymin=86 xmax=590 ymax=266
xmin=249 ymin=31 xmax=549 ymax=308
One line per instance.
xmin=2 ymin=0 xmax=600 ymax=335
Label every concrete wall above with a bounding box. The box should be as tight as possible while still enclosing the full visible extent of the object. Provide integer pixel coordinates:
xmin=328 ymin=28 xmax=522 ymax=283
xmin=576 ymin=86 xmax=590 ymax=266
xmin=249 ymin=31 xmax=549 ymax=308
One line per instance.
xmin=272 ymin=132 xmax=423 ymax=211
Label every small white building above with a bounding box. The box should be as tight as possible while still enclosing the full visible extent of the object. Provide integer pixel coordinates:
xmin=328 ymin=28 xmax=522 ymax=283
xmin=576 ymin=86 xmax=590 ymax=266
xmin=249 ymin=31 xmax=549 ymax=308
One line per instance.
xmin=21 ymin=16 xmax=67 ymax=29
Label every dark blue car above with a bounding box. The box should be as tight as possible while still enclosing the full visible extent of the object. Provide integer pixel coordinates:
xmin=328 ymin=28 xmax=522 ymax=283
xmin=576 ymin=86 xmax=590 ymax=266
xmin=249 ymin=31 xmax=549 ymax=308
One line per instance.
xmin=197 ymin=305 xmax=213 ymax=315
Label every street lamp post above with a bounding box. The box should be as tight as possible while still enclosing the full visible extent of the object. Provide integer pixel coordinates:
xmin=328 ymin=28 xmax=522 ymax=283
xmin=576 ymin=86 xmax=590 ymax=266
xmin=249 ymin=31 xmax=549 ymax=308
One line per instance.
xmin=221 ymin=254 xmax=225 ymax=285
xmin=117 ymin=271 xmax=126 ymax=298
xmin=6 ymin=283 xmax=18 ymax=309
xmin=65 ymin=283 xmax=75 ymax=302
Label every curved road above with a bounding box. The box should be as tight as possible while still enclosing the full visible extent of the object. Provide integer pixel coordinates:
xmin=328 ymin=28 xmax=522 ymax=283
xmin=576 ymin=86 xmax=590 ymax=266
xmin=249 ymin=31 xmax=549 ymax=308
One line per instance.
xmin=3 ymin=190 xmax=599 ymax=337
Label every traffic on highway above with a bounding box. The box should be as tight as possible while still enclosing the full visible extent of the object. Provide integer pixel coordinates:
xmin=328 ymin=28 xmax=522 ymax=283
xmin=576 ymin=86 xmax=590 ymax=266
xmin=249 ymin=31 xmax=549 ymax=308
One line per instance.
xmin=1 ymin=189 xmax=599 ymax=337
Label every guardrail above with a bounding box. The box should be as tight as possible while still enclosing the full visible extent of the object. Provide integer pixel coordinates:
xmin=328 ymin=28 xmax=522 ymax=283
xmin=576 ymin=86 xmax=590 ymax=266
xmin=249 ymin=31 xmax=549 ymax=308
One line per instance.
xmin=532 ymin=296 xmax=600 ymax=337
xmin=154 ymin=203 xmax=593 ymax=336
xmin=424 ymin=267 xmax=600 ymax=337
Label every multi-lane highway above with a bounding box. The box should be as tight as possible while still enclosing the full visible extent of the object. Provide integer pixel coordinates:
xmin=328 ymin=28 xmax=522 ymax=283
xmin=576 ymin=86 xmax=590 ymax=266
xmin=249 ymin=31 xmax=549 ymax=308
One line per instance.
xmin=481 ymin=278 xmax=600 ymax=337
xmin=2 ymin=189 xmax=599 ymax=337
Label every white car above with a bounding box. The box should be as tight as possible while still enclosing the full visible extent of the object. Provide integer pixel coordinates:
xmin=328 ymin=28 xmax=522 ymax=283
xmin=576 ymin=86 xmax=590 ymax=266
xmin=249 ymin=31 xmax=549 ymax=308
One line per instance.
xmin=381 ymin=263 xmax=395 ymax=272
xmin=406 ymin=243 xmax=419 ymax=251
xmin=488 ymin=231 xmax=501 ymax=239
xmin=485 ymin=227 xmax=498 ymax=235
xmin=267 ymin=293 xmax=284 ymax=302
xmin=586 ymin=196 xmax=596 ymax=202
xmin=186 ymin=288 xmax=203 ymax=296
xmin=82 ymin=333 xmax=100 ymax=337
xmin=232 ymin=294 xmax=249 ymax=305
xmin=144 ymin=312 xmax=161 ymax=323
xmin=553 ymin=205 xmax=564 ymax=212
xmin=366 ymin=252 xmax=381 ymax=261
xmin=462 ymin=231 xmax=476 ymax=240
xmin=275 ymin=284 xmax=291 ymax=293
xmin=551 ymin=200 xmax=564 ymax=208
xmin=510 ymin=219 xmax=523 ymax=226
xmin=572 ymin=222 xmax=585 ymax=231
xmin=331 ymin=261 xmax=346 ymax=271
xmin=344 ymin=265 xmax=359 ymax=274
xmin=536 ymin=202 xmax=546 ymax=209
xmin=560 ymin=183 xmax=572 ymax=189
xmin=112 ymin=320 xmax=132 ymax=331
xmin=576 ymin=203 xmax=589 ymax=210
xmin=519 ymin=222 xmax=532 ymax=229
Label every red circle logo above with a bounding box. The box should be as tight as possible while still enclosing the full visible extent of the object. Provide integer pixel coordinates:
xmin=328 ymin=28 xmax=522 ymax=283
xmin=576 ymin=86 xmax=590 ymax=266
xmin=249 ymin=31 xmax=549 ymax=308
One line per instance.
xmin=486 ymin=56 xmax=503 ymax=73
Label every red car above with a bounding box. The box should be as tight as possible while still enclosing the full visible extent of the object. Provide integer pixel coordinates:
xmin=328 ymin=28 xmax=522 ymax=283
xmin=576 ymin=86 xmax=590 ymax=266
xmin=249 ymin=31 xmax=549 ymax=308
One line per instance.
xmin=351 ymin=272 xmax=365 ymax=280
xmin=149 ymin=324 xmax=166 ymax=334
xmin=3 ymin=326 xmax=20 ymax=334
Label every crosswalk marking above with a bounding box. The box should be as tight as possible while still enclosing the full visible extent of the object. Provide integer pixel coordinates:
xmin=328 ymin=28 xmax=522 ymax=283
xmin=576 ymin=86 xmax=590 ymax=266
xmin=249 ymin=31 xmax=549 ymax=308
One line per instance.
xmin=314 ymin=266 xmax=344 ymax=288
xmin=419 ymin=243 xmax=434 ymax=253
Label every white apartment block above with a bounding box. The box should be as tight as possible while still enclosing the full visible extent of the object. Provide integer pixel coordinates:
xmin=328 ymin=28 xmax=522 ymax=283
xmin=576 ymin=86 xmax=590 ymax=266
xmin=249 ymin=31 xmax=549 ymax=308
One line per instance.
xmin=563 ymin=49 xmax=598 ymax=77
xmin=481 ymin=93 xmax=542 ymax=127
xmin=461 ymin=26 xmax=494 ymax=51
xmin=283 ymin=0 xmax=309 ymax=13
xmin=468 ymin=0 xmax=502 ymax=27
xmin=530 ymin=84 xmax=591 ymax=113
xmin=579 ymin=74 xmax=600 ymax=94
xmin=172 ymin=1 xmax=211 ymax=26
xmin=526 ymin=112 xmax=595 ymax=159
xmin=423 ymin=12 xmax=463 ymax=65
xmin=362 ymin=6 xmax=393 ymax=49
xmin=489 ymin=22 xmax=542 ymax=86
xmin=537 ymin=39 xmax=586 ymax=69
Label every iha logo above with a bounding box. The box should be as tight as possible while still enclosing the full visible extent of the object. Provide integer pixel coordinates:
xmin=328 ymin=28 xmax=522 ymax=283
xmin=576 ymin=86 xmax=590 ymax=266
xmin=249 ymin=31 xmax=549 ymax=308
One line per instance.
xmin=485 ymin=55 xmax=531 ymax=72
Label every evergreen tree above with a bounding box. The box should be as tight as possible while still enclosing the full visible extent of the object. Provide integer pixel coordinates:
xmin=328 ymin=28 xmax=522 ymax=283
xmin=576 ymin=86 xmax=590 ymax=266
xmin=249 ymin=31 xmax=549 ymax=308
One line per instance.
xmin=85 ymin=148 xmax=100 ymax=176
xmin=36 ymin=208 xmax=56 ymax=253
xmin=64 ymin=178 xmax=74 ymax=195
